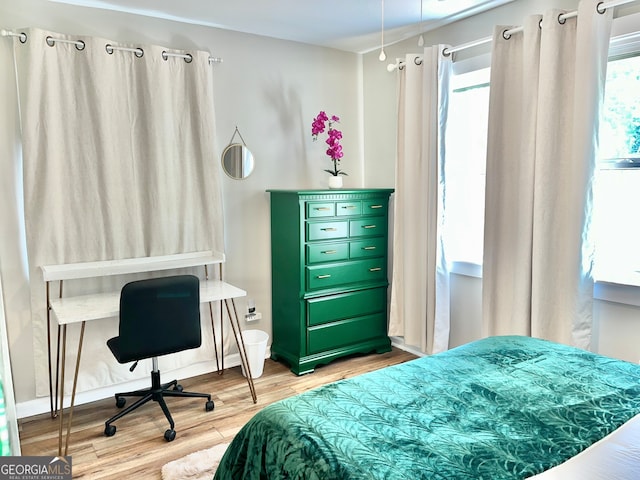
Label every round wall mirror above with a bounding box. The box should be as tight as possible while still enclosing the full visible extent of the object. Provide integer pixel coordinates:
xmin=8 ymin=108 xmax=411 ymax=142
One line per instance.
xmin=221 ymin=143 xmax=255 ymax=179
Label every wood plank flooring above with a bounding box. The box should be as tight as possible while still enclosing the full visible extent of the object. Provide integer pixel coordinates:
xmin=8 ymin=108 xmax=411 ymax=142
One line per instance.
xmin=18 ymin=348 xmax=416 ymax=479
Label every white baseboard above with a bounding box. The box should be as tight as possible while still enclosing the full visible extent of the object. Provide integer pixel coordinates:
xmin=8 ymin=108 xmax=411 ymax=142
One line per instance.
xmin=390 ymin=337 xmax=426 ymax=357
xmin=17 ymin=350 xmax=269 ymax=419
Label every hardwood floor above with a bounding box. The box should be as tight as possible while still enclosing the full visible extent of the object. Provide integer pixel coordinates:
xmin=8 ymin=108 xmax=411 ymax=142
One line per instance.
xmin=18 ymin=348 xmax=416 ymax=479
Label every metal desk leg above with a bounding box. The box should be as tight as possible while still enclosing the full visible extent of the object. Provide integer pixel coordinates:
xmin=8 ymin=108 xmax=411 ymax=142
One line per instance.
xmin=204 ymin=265 xmax=222 ymax=375
xmin=220 ymin=300 xmax=224 ymax=372
xmin=46 ymin=282 xmax=62 ymax=419
xmin=208 ymin=301 xmax=229 ymax=376
xmin=46 ymin=282 xmax=54 ymax=418
xmin=57 ymin=325 xmax=66 ymax=455
xmin=208 ymin=301 xmax=221 ymax=373
xmin=224 ymin=299 xmax=257 ymax=403
xmin=57 ymin=321 xmax=86 ymax=456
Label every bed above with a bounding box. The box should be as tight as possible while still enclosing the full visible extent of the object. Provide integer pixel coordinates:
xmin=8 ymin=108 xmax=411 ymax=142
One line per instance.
xmin=214 ymin=335 xmax=640 ymax=479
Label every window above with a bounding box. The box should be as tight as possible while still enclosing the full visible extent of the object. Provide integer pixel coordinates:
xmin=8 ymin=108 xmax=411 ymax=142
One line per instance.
xmin=443 ymin=68 xmax=489 ymax=266
xmin=592 ymin=52 xmax=640 ymax=282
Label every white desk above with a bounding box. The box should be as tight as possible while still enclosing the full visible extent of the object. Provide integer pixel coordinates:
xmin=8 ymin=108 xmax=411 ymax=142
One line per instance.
xmin=42 ymin=251 xmax=257 ymax=456
xmin=49 ymin=279 xmax=246 ymax=324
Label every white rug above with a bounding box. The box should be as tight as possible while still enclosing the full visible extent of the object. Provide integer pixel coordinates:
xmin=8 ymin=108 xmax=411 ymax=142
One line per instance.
xmin=161 ymin=442 xmax=230 ymax=480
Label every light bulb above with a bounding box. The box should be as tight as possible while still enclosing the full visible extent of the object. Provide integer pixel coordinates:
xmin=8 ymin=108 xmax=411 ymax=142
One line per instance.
xmin=379 ymin=49 xmax=387 ymax=61
xmin=418 ymin=35 xmax=424 ymax=47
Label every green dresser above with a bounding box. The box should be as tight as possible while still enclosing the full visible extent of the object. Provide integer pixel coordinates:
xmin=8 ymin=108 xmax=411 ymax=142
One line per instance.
xmin=267 ymin=189 xmax=394 ymax=375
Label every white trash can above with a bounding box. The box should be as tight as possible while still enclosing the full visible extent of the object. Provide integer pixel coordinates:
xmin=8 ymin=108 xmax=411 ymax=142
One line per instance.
xmin=240 ymin=329 xmax=269 ymax=379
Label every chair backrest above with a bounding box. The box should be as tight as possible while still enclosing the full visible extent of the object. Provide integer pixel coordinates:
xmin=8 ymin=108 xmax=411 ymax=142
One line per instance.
xmin=116 ymin=275 xmax=201 ymax=363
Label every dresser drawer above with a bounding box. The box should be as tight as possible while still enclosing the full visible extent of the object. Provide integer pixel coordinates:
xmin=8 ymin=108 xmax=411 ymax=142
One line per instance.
xmin=306 ymin=259 xmax=386 ymax=290
xmin=336 ymin=201 xmax=361 ymax=216
xmin=306 ymin=242 xmax=349 ymax=264
xmin=307 ymin=287 xmax=386 ymax=327
xmin=363 ymin=199 xmax=388 ymax=216
xmin=308 ymin=313 xmax=387 ymax=354
xmin=350 ymin=237 xmax=386 ymax=259
xmin=306 ymin=202 xmax=335 ymax=218
xmin=349 ymin=217 xmax=386 ymax=237
xmin=307 ymin=221 xmax=348 ymax=241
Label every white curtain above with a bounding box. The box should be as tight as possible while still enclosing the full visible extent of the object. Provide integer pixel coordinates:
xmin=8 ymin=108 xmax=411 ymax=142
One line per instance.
xmin=13 ymin=28 xmax=225 ymax=396
xmin=389 ymin=47 xmax=451 ymax=355
xmin=482 ymin=0 xmax=612 ymax=348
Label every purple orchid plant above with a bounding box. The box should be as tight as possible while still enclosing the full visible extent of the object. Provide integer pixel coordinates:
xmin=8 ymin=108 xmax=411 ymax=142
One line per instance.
xmin=311 ymin=111 xmax=347 ymax=176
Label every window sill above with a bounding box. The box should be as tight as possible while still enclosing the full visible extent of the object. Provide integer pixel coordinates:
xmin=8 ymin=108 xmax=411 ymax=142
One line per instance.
xmin=593 ymin=279 xmax=640 ymax=308
xmin=450 ymin=261 xmax=640 ymax=308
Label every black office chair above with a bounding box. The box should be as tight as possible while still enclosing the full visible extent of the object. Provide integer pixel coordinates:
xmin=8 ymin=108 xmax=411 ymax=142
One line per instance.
xmin=104 ymin=275 xmax=214 ymax=442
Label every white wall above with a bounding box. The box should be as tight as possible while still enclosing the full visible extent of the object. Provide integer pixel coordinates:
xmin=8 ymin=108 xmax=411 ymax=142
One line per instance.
xmin=0 ymin=0 xmax=364 ymax=410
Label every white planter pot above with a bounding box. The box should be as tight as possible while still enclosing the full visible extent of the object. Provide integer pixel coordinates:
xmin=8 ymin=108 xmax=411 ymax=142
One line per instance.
xmin=328 ymin=175 xmax=343 ymax=189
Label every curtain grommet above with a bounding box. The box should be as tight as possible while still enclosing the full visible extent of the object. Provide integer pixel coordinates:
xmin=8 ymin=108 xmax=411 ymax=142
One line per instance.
xmin=502 ymin=29 xmax=512 ymax=41
xmin=558 ymin=13 xmax=567 ymax=25
xmin=105 ymin=44 xmax=114 ymax=55
xmin=414 ymin=56 xmax=422 ymax=66
xmin=596 ymin=2 xmax=606 ymax=14
xmin=19 ymin=32 xmax=27 ymax=44
xmin=75 ymin=40 xmax=85 ymax=51
xmin=184 ymin=53 xmax=193 ymax=64
xmin=134 ymin=48 xmax=144 ymax=58
xmin=46 ymin=36 xmax=55 ymax=47
xmin=161 ymin=51 xmax=168 ymax=61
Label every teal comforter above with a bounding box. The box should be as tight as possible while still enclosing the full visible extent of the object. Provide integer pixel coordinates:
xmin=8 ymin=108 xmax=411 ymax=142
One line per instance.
xmin=214 ymin=336 xmax=640 ymax=479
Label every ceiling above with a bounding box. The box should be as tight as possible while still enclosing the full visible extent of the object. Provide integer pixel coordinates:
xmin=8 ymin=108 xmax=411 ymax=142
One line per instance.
xmin=50 ymin=0 xmax=516 ymax=53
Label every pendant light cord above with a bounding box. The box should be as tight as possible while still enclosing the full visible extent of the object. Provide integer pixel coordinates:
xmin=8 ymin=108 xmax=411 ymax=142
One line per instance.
xmin=379 ymin=0 xmax=386 ymax=61
xmin=418 ymin=0 xmax=425 ymax=46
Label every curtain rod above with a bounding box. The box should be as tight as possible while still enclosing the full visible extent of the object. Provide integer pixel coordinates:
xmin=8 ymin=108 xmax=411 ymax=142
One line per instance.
xmin=1 ymin=29 xmax=223 ymax=65
xmin=442 ymin=0 xmax=638 ymax=56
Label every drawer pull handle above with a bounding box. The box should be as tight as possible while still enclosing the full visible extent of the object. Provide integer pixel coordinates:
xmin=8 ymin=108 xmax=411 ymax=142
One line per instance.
xmin=315 ymin=207 xmax=331 ymax=211
xmin=342 ymin=205 xmax=357 ymax=209
xmin=317 ymin=274 xmax=331 ymax=279
xmin=322 ymin=250 xmax=338 ymax=254
xmin=363 ymin=246 xmax=377 ymax=250
xmin=321 ymin=227 xmax=338 ymax=232
xmin=362 ymin=225 xmax=377 ymax=229
xmin=369 ymin=205 xmax=383 ymax=209
xmin=369 ymin=267 xmax=382 ymax=272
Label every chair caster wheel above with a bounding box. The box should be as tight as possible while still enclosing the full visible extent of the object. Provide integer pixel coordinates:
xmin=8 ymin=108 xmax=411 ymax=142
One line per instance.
xmin=205 ymin=400 xmax=214 ymax=412
xmin=115 ymin=396 xmax=126 ymax=408
xmin=173 ymin=384 xmax=183 ymax=392
xmin=164 ymin=429 xmax=176 ymax=442
xmin=104 ymin=424 xmax=116 ymax=437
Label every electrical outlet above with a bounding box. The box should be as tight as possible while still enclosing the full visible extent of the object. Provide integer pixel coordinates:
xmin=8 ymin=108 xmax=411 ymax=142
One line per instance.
xmin=245 ymin=312 xmax=262 ymax=322
xmin=247 ymin=298 xmax=256 ymax=314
